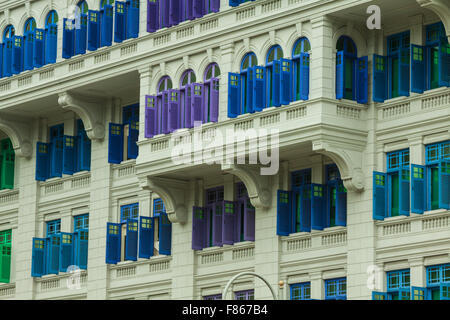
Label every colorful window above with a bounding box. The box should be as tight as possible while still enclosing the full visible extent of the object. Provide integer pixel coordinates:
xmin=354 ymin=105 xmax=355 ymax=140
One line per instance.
xmin=290 ymin=282 xmax=311 ymax=300
xmin=0 ymin=139 xmax=15 ymax=190
xmin=235 ymin=289 xmax=254 ymax=300
xmin=426 ymin=264 xmax=450 ymax=300
xmin=325 ymin=278 xmax=346 ymax=300
xmin=120 ymin=203 xmax=139 ymax=223
xmin=387 ymin=269 xmax=411 ymax=300
xmin=203 ymin=294 xmax=222 ymax=300
xmin=46 ymin=220 xmax=61 ymax=236
xmin=74 ymin=214 xmax=89 ymax=231
xmin=0 ymin=229 xmax=12 ymax=283
xmin=292 ymin=37 xmax=311 ymax=101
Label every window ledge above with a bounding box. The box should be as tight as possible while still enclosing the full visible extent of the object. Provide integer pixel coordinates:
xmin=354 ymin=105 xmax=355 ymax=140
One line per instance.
xmin=110 ymin=255 xmax=172 ymax=269
xmin=383 ymin=215 xmax=408 ymax=222
xmin=423 ymin=209 xmax=448 ymax=215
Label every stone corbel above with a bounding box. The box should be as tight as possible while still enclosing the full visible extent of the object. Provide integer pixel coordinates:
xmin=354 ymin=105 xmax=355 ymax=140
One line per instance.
xmin=58 ymin=92 xmax=105 ymax=140
xmin=139 ymin=176 xmax=189 ymax=224
xmin=221 ymin=164 xmax=272 ymax=209
xmin=0 ymin=115 xmax=32 ymax=158
xmin=312 ymin=141 xmax=365 ymax=192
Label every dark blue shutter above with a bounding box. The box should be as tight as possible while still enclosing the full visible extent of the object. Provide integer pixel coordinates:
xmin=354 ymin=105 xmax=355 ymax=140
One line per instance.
xmin=31 ymin=238 xmax=46 ymax=277
xmin=62 ymin=136 xmax=75 ymax=175
xmin=125 ymin=219 xmax=138 ymax=261
xmin=311 ymin=184 xmax=325 ymax=230
xmin=253 ymin=66 xmax=266 ymax=111
xmin=105 ymin=223 xmax=121 ymax=264
xmin=34 ymin=29 xmax=45 ymax=68
xmin=228 ymin=73 xmax=241 ymax=118
xmin=24 ymin=31 xmax=35 ymax=71
xmin=299 ymin=53 xmax=310 ymax=100
xmin=127 ymin=121 xmax=139 ymax=159
xmin=50 ymin=137 xmax=63 ymax=178
xmin=63 ymin=18 xmax=75 ymax=59
xmin=169 ymin=0 xmax=181 ymax=26
xmin=300 ymin=186 xmax=311 ymax=232
xmin=280 ymin=58 xmax=292 ymax=105
xmin=336 ymin=184 xmax=347 ymax=226
xmin=3 ymin=38 xmax=13 ymax=77
xmin=373 ymin=171 xmax=386 ymax=220
xmin=192 ymin=207 xmax=207 ymax=250
xmin=76 ymin=229 xmax=88 ymax=270
xmin=212 ymin=201 xmax=223 ymax=247
xmin=399 ymin=168 xmax=410 ymax=216
xmin=147 ymin=0 xmax=160 ymax=33
xmin=126 ymin=0 xmax=140 ymax=39
xmin=373 ymin=55 xmax=388 ymax=102
xmin=88 ymin=10 xmax=100 ymax=51
xmin=45 ymin=23 xmax=57 ymax=64
xmin=78 ymin=124 xmax=91 ymax=171
xmin=222 ymin=201 xmax=235 ymax=245
xmin=115 ymin=1 xmax=127 ymax=42
xmin=76 ymin=14 xmax=88 ymax=55
xmin=145 ymin=95 xmax=157 ymax=138
xmin=36 ymin=142 xmax=50 ymax=181
xmin=336 ymin=51 xmax=344 ymax=99
xmin=46 ymin=234 xmax=61 ymax=275
xmin=12 ymin=36 xmax=23 ymax=74
xmin=411 ymin=164 xmax=425 ymax=214
xmin=246 ymin=68 xmax=254 ymax=113
xmin=439 ymin=161 xmax=450 ymax=209
xmin=356 ymin=56 xmax=368 ymax=104
xmin=101 ymin=5 xmax=114 ymax=47
xmin=276 ymin=190 xmax=291 ymax=236
xmin=439 ymin=42 xmax=450 ymax=87
xmin=272 ymin=59 xmax=281 ymax=107
xmin=139 ymin=216 xmax=154 ymax=259
xmin=159 ymin=213 xmax=172 ymax=255
xmin=410 ymin=45 xmax=426 ymax=93
xmin=108 ymin=123 xmax=124 ymax=164
xmin=59 ymin=232 xmax=74 ymax=272
xmin=398 ymin=48 xmax=410 ymax=97
xmin=411 ymin=287 xmax=426 ymax=300
xmin=229 ymin=0 xmax=240 ymax=7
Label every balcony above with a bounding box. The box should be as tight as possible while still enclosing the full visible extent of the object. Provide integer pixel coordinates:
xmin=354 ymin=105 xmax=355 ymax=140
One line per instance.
xmin=38 ymin=172 xmax=91 ymax=204
xmin=34 ymin=270 xmax=87 ymax=300
xmin=0 ymin=189 xmax=19 ymax=213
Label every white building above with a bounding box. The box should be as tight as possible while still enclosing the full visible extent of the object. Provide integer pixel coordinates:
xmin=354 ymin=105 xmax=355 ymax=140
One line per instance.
xmin=0 ymin=0 xmax=449 ymax=300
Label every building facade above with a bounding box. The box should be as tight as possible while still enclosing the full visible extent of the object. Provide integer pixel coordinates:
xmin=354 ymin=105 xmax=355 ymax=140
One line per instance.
xmin=0 ymin=0 xmax=449 ymax=300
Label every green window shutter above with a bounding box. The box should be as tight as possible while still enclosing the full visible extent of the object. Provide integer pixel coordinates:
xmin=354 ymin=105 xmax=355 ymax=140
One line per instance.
xmin=1 ymin=150 xmax=15 ymax=189
xmin=0 ymin=244 xmax=12 ymax=283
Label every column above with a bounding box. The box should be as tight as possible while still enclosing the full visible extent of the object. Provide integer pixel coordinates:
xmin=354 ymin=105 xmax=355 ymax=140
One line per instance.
xmin=310 ymin=272 xmax=323 ymax=300
xmin=409 ymin=258 xmax=426 ymax=287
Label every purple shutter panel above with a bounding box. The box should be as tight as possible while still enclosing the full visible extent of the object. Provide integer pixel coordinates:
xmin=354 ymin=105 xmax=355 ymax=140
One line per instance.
xmin=145 ymin=95 xmax=157 ymax=138
xmin=168 ymin=89 xmax=180 ymax=132
xmin=193 ymin=0 xmax=203 ymax=18
xmin=210 ymin=0 xmax=220 ymax=12
xmin=184 ymin=86 xmax=193 ymax=128
xmin=210 ymin=78 xmax=219 ymax=122
xmin=222 ymin=201 xmax=235 ymax=245
xmin=169 ymin=0 xmax=181 ymax=26
xmin=192 ymin=207 xmax=206 ymax=250
xmin=161 ymin=0 xmax=170 ymax=28
xmin=186 ymin=0 xmax=194 ymax=20
xmin=234 ymin=200 xmax=242 ymax=243
xmin=147 ymin=0 xmax=160 ymax=32
xmin=212 ymin=201 xmax=223 ymax=247
xmin=161 ymin=91 xmax=170 ymax=134
xmin=191 ymin=83 xmax=204 ymax=126
xmin=244 ymin=198 xmax=255 ymax=241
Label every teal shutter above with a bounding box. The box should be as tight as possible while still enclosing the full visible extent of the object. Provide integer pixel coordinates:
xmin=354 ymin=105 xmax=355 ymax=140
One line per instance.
xmin=398 ymin=288 xmax=411 ymax=300
xmin=125 ymin=219 xmax=138 ymax=261
xmin=62 ymin=136 xmax=75 ymax=175
xmin=411 ymin=45 xmax=426 ymax=93
xmin=272 ymin=59 xmax=281 ymax=107
xmin=356 ymin=56 xmax=368 ymax=104
xmin=228 ymin=73 xmax=241 ymax=118
xmin=300 ymin=186 xmax=311 ymax=232
xmin=77 ymin=121 xmax=91 ymax=171
xmin=108 ymin=123 xmax=124 ymax=164
xmin=36 ymin=142 xmax=50 ymax=181
xmin=159 ymin=213 xmax=172 ymax=255
xmin=411 ymin=287 xmax=426 ymax=300
xmin=398 ymin=48 xmax=410 ymax=97
xmin=336 ymin=51 xmax=344 ymax=99
xmin=59 ymin=233 xmax=74 ymax=272
xmin=46 ymin=234 xmax=61 ymax=275
xmin=311 ymin=184 xmax=325 ymax=230
xmin=373 ymin=55 xmax=388 ymax=102
xmin=75 ymin=229 xmax=88 ymax=270
xmin=34 ymin=29 xmax=45 ymax=68
xmin=439 ymin=161 xmax=450 ymax=209
xmin=101 ymin=5 xmax=114 ymax=47
xmin=280 ymin=58 xmax=292 ymax=105
xmin=50 ymin=137 xmax=63 ymax=178
xmin=411 ymin=164 xmax=425 ymax=214
xmin=139 ymin=216 xmax=154 ymax=259
xmin=276 ymin=190 xmax=291 ymax=236
xmin=440 ymin=284 xmax=450 ymax=300
xmin=299 ymin=53 xmax=310 ymax=100
xmin=439 ymin=42 xmax=450 ymax=87
xmin=45 ymin=23 xmax=57 ymax=64
xmin=373 ymin=172 xmax=387 ymax=220
xmin=105 ymin=223 xmax=121 ymax=264
xmin=253 ymin=66 xmax=266 ymax=111
xmin=399 ymin=167 xmax=410 ymax=216
xmin=31 ymin=238 xmax=46 ymax=277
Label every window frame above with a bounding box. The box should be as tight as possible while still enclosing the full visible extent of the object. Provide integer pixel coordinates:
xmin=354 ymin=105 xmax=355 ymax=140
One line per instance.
xmin=324 ymin=278 xmax=347 ymax=300
xmin=290 ymin=282 xmax=311 ymax=300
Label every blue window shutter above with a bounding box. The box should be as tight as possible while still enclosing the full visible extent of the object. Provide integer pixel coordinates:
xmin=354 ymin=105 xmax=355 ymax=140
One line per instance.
xmin=440 ymin=284 xmax=450 ymax=300
xmin=411 ymin=45 xmax=426 ymax=93
xmin=159 ymin=213 xmax=172 ymax=255
xmin=105 ymin=222 xmax=121 ymax=264
xmin=246 ymin=68 xmax=254 ymax=113
xmin=373 ymin=54 xmax=387 ymax=102
xmin=147 ymin=0 xmax=160 ymax=33
xmin=75 ymin=229 xmax=88 ymax=270
xmin=88 ymin=10 xmax=100 ymax=51
xmin=108 ymin=123 xmax=124 ymax=164
xmin=50 ymin=137 xmax=63 ymax=178
xmin=222 ymin=201 xmax=235 ymax=245
xmin=228 ymin=73 xmax=241 ymax=118
xmin=3 ymin=38 xmax=13 ymax=77
xmin=411 ymin=287 xmax=426 ymax=300
xmin=372 ymin=292 xmax=387 ymax=300
xmin=0 ymin=43 xmax=3 ymax=78
xmin=59 ymin=232 xmax=74 ymax=273
xmin=311 ymin=184 xmax=325 ymax=230
xmin=229 ymin=0 xmax=240 ymax=7
xmin=101 ymin=5 xmax=114 ymax=47
xmin=192 ymin=207 xmax=206 ymax=250
xmin=300 ymin=186 xmax=311 ymax=232
xmin=276 ymin=190 xmax=291 ymax=236
xmin=272 ymin=59 xmax=281 ymax=107
xmin=439 ymin=42 xmax=450 ymax=87
xmin=398 ymin=49 xmax=410 ymax=97
xmin=45 ymin=23 xmax=57 ymax=64
xmin=411 ymin=164 xmax=425 ymax=214
xmin=76 ymin=14 xmax=88 ymax=55
xmin=253 ymin=66 xmax=266 ymax=111
xmin=36 ymin=142 xmax=50 ymax=181
xmin=373 ymin=171 xmax=387 ymax=220
xmin=139 ymin=216 xmax=154 ymax=259
xmin=31 ymin=238 xmax=46 ymax=277
xmin=168 ymin=89 xmax=180 ymax=132
xmin=398 ymin=288 xmax=411 ymax=300
xmin=127 ymin=121 xmax=139 ymax=159
xmin=169 ymin=0 xmax=181 ymax=26
xmin=126 ymin=0 xmax=140 ymax=39
xmin=24 ymin=31 xmax=35 ymax=71
xmin=46 ymin=234 xmax=61 ymax=275
xmin=145 ymin=95 xmax=157 ymax=138
xmin=399 ymin=167 xmax=410 ymax=216
xmin=356 ymin=56 xmax=368 ymax=104
xmin=335 ymin=184 xmax=347 ymax=226
xmin=125 ymin=219 xmax=138 ymax=261
xmin=62 ymin=18 xmax=75 ymax=59
xmin=78 ymin=123 xmax=91 ymax=171
xmin=62 ymin=136 xmax=75 ymax=175
xmin=439 ymin=160 xmax=450 ymax=209
xmin=33 ymin=29 xmax=45 ymax=68
xmin=336 ymin=51 xmax=345 ymax=99
xmin=115 ymin=2 xmax=127 ymax=42
xmin=212 ymin=201 xmax=223 ymax=247
xmin=299 ymin=53 xmax=310 ymax=100
xmin=280 ymin=58 xmax=292 ymax=105
xmin=12 ymin=36 xmax=23 ymax=74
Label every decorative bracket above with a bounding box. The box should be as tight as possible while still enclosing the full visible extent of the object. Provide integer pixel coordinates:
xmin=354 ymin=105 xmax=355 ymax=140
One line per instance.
xmin=221 ymin=164 xmax=272 ymax=208
xmin=58 ymin=92 xmax=105 ymax=140
xmin=139 ymin=176 xmax=189 ymax=224
xmin=0 ymin=114 xmax=32 ymax=158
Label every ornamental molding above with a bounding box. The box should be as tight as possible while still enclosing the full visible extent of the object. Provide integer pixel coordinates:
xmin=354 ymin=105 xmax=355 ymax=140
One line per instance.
xmin=0 ymin=114 xmax=32 ymax=158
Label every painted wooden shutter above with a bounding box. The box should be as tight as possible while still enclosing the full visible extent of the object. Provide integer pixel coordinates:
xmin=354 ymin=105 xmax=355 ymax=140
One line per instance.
xmin=276 ymin=190 xmax=291 ymax=236
xmin=50 ymin=137 xmax=63 ymax=178
xmin=229 ymin=0 xmax=240 ymax=7
xmin=125 ymin=219 xmax=138 ymax=261
xmin=186 ymin=0 xmax=194 ymax=20
xmin=76 ymin=14 xmax=88 ymax=55
xmin=63 ymin=18 xmax=75 ymax=59
xmin=192 ymin=207 xmax=207 ymax=250
xmin=126 ymin=0 xmax=140 ymax=39
xmin=139 ymin=216 xmax=154 ymax=258
xmin=168 ymin=89 xmax=180 ymax=132
xmin=336 ymin=51 xmax=345 ymax=99
xmin=311 ymin=184 xmax=325 ymax=230
xmin=34 ymin=29 xmax=45 ymax=68
xmin=147 ymin=0 xmax=160 ymax=32
xmin=88 ymin=10 xmax=100 ymax=51
xmin=0 ymin=244 xmax=11 ymax=283
xmin=439 ymin=160 xmax=450 ymax=209
xmin=193 ymin=0 xmax=203 ymax=18
xmin=372 ymin=292 xmax=387 ymax=300
xmin=398 ymin=288 xmax=411 ymax=300
xmin=272 ymin=59 xmax=281 ymax=107
xmin=169 ymin=0 xmax=181 ymax=26
xmin=45 ymin=23 xmax=57 ymax=64
xmin=161 ymin=0 xmax=170 ymax=28
xmin=36 ymin=142 xmax=50 ymax=181
xmin=411 ymin=45 xmax=426 ymax=93
xmin=398 ymin=48 xmax=410 ymax=97
xmin=12 ymin=36 xmax=23 ymax=74
xmin=191 ymin=83 xmax=204 ymax=126
xmin=411 ymin=287 xmax=426 ymax=300
xmin=399 ymin=167 xmax=410 ymax=216
xmin=62 ymin=136 xmax=75 ymax=175
xmin=105 ymin=223 xmax=121 ymax=264
xmin=212 ymin=201 xmax=223 ymax=247
xmin=210 ymin=0 xmax=220 ymax=12
xmin=3 ymin=38 xmax=13 ymax=77
xmin=159 ymin=213 xmax=172 ymax=255
xmin=228 ymin=73 xmax=241 ymax=118
xmin=210 ymin=78 xmax=219 ymax=122
xmin=59 ymin=233 xmax=74 ymax=272
xmin=183 ymin=87 xmax=192 ymax=128
xmin=222 ymin=201 xmax=235 ymax=245
xmin=243 ymin=198 xmax=255 ymax=241
xmin=299 ymin=53 xmax=310 ymax=100
xmin=253 ymin=66 xmax=266 ymax=111
xmin=127 ymin=121 xmax=139 ymax=159
xmin=373 ymin=55 xmax=387 ymax=102
xmin=101 ymin=5 xmax=114 ymax=47
xmin=373 ymin=172 xmax=387 ymax=220
xmin=78 ymin=124 xmax=91 ymax=171
xmin=76 ymin=229 xmax=88 ymax=270
xmin=440 ymin=284 xmax=450 ymax=300
xmin=115 ymin=2 xmax=127 ymax=42
xmin=47 ymin=234 xmax=61 ymax=275
xmin=145 ymin=95 xmax=157 ymax=138
xmin=1 ymin=150 xmax=14 ymax=189
xmin=23 ymin=32 xmax=34 ymax=71
xmin=161 ymin=91 xmax=170 ymax=134
xmin=439 ymin=41 xmax=450 ymax=87
xmin=108 ymin=123 xmax=124 ymax=164
xmin=31 ymin=238 xmax=46 ymax=277
xmin=280 ymin=58 xmax=292 ymax=105
xmin=300 ymin=186 xmax=311 ymax=232
xmin=233 ymin=201 xmax=242 ymax=243
xmin=246 ymin=67 xmax=254 ymax=113
xmin=356 ymin=56 xmax=368 ymax=104
xmin=411 ymin=164 xmax=425 ymax=214
xmin=335 ymin=184 xmax=347 ymax=226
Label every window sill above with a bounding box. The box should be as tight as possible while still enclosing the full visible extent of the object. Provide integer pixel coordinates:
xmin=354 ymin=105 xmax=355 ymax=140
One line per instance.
xmin=197 ymin=241 xmax=255 ymax=253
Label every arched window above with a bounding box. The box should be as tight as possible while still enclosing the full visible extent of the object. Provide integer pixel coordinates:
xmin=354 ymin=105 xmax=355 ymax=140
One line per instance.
xmin=292 ymin=37 xmax=311 ymax=101
xmin=100 ymin=0 xmax=114 ymax=47
xmin=2 ymin=25 xmax=15 ymax=77
xmin=240 ymin=52 xmax=258 ymax=114
xmin=204 ymin=63 xmax=220 ymax=123
xmin=179 ymin=70 xmax=197 ymax=128
xmin=156 ymin=76 xmax=173 ymax=134
xmin=266 ymin=45 xmax=284 ymax=107
xmin=23 ymin=18 xmax=37 ymax=71
xmin=3 ymin=25 xmax=15 ymax=41
xmin=0 ymin=137 xmax=15 ymax=189
xmin=424 ymin=22 xmax=449 ymax=91
xmin=45 ymin=10 xmax=58 ymax=64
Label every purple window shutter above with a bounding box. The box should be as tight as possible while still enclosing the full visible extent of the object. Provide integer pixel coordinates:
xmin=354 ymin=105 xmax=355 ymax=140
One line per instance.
xmin=193 ymin=0 xmax=203 ymax=18
xmin=212 ymin=201 xmax=223 ymax=247
xmin=161 ymin=91 xmax=170 ymax=134
xmin=184 ymin=86 xmax=193 ymax=128
xmin=168 ymin=89 xmax=180 ymax=132
xmin=169 ymin=0 xmax=181 ymax=26
xmin=211 ymin=0 xmax=220 ymax=12
xmin=222 ymin=201 xmax=235 ymax=245
xmin=210 ymin=78 xmax=219 ymax=122
xmin=191 ymin=83 xmax=204 ymax=126
xmin=244 ymin=198 xmax=255 ymax=241
xmin=233 ymin=200 xmax=243 ymax=243
xmin=145 ymin=95 xmax=157 ymax=138
xmin=147 ymin=0 xmax=160 ymax=33
xmin=161 ymin=0 xmax=170 ymax=28
xmin=192 ymin=206 xmax=206 ymax=250
xmin=186 ymin=0 xmax=194 ymax=20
